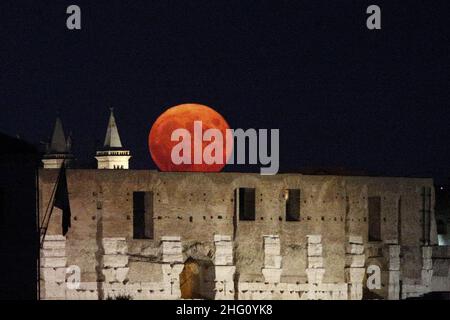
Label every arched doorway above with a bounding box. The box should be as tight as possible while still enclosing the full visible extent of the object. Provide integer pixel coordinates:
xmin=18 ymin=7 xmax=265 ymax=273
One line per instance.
xmin=179 ymin=258 xmax=215 ymax=299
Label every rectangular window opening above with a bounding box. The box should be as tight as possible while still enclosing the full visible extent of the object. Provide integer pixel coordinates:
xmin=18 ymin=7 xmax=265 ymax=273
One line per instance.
xmin=237 ymin=188 xmax=255 ymax=221
xmin=286 ymin=189 xmax=300 ymax=221
xmin=133 ymin=191 xmax=154 ymax=239
xmin=368 ymin=196 xmax=381 ymax=241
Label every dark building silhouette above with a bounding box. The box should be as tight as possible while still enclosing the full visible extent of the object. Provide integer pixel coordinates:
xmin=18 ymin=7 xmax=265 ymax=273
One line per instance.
xmin=0 ymin=132 xmax=40 ymax=299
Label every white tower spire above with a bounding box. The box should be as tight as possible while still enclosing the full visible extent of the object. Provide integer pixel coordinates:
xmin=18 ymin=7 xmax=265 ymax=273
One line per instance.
xmin=103 ymin=107 xmax=123 ymax=148
xmin=95 ymin=108 xmax=131 ymax=169
xmin=42 ymin=115 xmax=74 ymax=169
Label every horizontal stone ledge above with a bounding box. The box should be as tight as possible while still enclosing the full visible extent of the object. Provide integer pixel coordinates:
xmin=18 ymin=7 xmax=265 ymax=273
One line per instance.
xmin=103 ymin=255 xmax=129 ymax=268
xmin=42 ymin=241 xmax=66 ymax=250
xmin=41 ymin=257 xmax=67 ymax=268
xmin=42 ymin=235 xmax=66 ymax=242
xmin=263 ymin=235 xmax=280 ymax=243
xmin=214 ymin=235 xmax=232 ymax=242
xmin=347 ymin=235 xmax=363 ymax=244
xmin=161 ymin=254 xmax=183 ymax=263
xmin=215 ymin=246 xmax=233 ymax=254
xmin=161 ymin=236 xmax=181 ymax=242
xmin=41 ymin=248 xmax=66 ymax=258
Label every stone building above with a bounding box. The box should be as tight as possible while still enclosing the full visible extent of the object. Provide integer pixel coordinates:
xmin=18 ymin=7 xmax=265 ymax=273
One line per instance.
xmin=38 ymin=113 xmax=450 ymax=300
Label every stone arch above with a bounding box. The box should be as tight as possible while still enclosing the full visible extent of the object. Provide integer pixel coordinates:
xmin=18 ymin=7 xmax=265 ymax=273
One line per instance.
xmin=179 ymin=257 xmax=215 ymax=299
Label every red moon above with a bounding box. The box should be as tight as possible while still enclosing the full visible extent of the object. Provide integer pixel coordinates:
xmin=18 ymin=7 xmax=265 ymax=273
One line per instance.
xmin=149 ymin=103 xmax=232 ymax=172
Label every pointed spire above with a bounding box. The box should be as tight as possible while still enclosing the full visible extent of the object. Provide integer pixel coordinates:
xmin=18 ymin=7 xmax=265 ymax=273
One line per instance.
xmin=43 ymin=115 xmax=74 ymax=169
xmin=66 ymin=131 xmax=73 ymax=153
xmin=96 ymin=108 xmax=131 ymax=169
xmin=48 ymin=116 xmax=68 ymax=154
xmin=103 ymin=107 xmax=123 ymax=149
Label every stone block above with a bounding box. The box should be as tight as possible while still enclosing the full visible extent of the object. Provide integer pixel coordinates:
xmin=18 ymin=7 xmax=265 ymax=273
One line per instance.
xmin=346 ymin=243 xmax=364 ymax=255
xmin=421 ymin=270 xmax=433 ymax=286
xmin=44 ymin=282 xmax=66 ymax=299
xmin=263 ymin=235 xmax=280 ymax=243
xmin=42 ymin=240 xmax=65 ymax=250
xmin=239 ymin=282 xmax=249 ymax=291
xmin=214 ymin=234 xmax=232 ymax=242
xmin=41 ymin=257 xmax=67 ymax=268
xmin=41 ymin=267 xmax=66 ymax=283
xmin=388 ymin=283 xmax=400 ymax=300
xmin=262 ymin=268 xmax=282 ymax=283
xmin=331 ymin=287 xmax=348 ymax=300
xmin=348 ymin=283 xmax=363 ymax=300
xmin=387 ymin=270 xmax=401 ymax=299
xmin=215 ymin=245 xmax=233 ymax=255
xmin=307 ymin=235 xmax=321 ymax=244
xmin=162 ymin=242 xmax=182 ymax=253
xmin=161 ymin=263 xmax=184 ymax=282
xmin=162 ymin=253 xmax=183 ymax=263
xmin=308 ymin=256 xmax=324 ymax=268
xmin=389 ymin=257 xmax=400 ymax=271
xmin=161 ymin=237 xmax=183 ymax=263
xmin=215 ymin=254 xmax=233 ymax=266
xmin=264 ymin=255 xmax=282 ymax=269
xmin=388 ymin=245 xmax=401 ymax=258
xmin=345 ymin=254 xmax=365 ymax=268
xmin=102 ymin=268 xmax=116 ymax=282
xmin=103 ymin=254 xmax=129 ymax=268
xmin=422 ymin=246 xmax=433 ymax=259
xmin=102 ymin=267 xmax=129 ymax=283
xmin=422 ymin=258 xmax=432 ymax=270
xmin=345 ymin=267 xmax=365 ymax=283
xmin=284 ymin=283 xmax=295 ymax=292
xmin=215 ymin=266 xmax=235 ymax=282
xmin=115 ymin=267 xmax=129 ymax=282
xmin=307 ymin=243 xmax=323 ymax=257
xmin=264 ymin=244 xmax=280 ymax=256
xmin=388 ymin=270 xmax=400 ymax=284
xmin=103 ymin=238 xmax=127 ymax=255
xmin=306 ymin=268 xmax=325 ymax=284
xmin=347 ymin=235 xmax=363 ymax=244
xmin=41 ymin=248 xmax=66 ymax=258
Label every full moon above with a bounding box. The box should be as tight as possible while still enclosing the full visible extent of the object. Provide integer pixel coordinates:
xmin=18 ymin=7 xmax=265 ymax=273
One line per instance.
xmin=149 ymin=103 xmax=232 ymax=172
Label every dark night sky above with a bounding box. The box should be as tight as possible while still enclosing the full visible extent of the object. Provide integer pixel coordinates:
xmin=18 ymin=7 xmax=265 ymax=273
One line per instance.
xmin=0 ymin=1 xmax=449 ymax=181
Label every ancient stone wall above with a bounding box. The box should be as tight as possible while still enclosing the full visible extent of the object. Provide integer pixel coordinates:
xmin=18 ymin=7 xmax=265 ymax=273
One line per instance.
xmin=38 ymin=169 xmax=438 ymax=300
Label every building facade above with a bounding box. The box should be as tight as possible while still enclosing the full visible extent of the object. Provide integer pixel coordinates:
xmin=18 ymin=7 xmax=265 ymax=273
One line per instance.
xmin=38 ymin=113 xmax=450 ymax=300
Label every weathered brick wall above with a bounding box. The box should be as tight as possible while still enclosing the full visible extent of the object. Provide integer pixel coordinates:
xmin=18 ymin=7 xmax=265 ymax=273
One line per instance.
xmin=38 ymin=169 xmax=436 ymax=299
